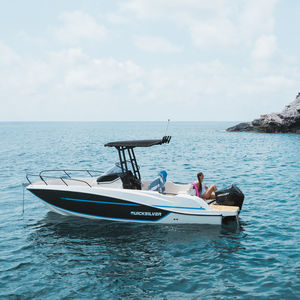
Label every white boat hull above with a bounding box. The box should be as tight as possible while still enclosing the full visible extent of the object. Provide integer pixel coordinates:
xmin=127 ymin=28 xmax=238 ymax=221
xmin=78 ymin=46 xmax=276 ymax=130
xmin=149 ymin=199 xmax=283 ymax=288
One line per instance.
xmin=27 ymin=180 xmax=239 ymax=225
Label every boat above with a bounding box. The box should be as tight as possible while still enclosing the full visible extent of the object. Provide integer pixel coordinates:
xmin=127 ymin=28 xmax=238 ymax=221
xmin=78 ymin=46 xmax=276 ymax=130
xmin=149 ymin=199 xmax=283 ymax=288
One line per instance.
xmin=26 ymin=136 xmax=244 ymax=225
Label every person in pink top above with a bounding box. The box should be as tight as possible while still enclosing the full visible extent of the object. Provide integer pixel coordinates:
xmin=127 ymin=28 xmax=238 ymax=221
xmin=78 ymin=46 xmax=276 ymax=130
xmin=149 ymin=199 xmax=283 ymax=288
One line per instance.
xmin=192 ymin=172 xmax=217 ymax=199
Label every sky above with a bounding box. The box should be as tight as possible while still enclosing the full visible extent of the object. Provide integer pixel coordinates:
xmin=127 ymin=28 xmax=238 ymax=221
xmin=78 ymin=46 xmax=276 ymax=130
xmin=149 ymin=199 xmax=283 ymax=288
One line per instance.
xmin=0 ymin=0 xmax=299 ymax=121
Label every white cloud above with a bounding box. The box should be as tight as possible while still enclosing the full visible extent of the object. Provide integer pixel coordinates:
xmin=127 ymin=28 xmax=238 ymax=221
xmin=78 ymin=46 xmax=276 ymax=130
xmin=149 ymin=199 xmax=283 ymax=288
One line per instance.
xmin=106 ymin=13 xmax=129 ymax=24
xmin=49 ymin=48 xmax=89 ymax=65
xmin=135 ymin=60 xmax=296 ymax=107
xmin=121 ymin=0 xmax=237 ymax=48
xmin=0 ymin=44 xmax=143 ymax=98
xmin=134 ymin=36 xmax=181 ymax=53
xmin=238 ymin=0 xmax=277 ymax=39
xmin=55 ymin=10 xmax=108 ymax=44
xmin=121 ymin=0 xmax=230 ymax=19
xmin=121 ymin=0 xmax=278 ymax=49
xmin=186 ymin=18 xmax=236 ymax=48
xmin=0 ymin=42 xmax=20 ymax=65
xmin=251 ymin=35 xmax=277 ymax=60
xmin=0 ymin=42 xmax=53 ymax=95
xmin=0 ymin=39 xmax=298 ymax=121
xmin=64 ymin=58 xmax=142 ymax=91
xmin=254 ymin=75 xmax=294 ymax=90
xmin=0 ymin=0 xmax=299 ymax=121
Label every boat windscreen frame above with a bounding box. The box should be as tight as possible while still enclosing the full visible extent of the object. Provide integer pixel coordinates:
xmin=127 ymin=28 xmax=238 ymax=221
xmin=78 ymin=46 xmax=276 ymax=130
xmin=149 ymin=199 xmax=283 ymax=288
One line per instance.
xmin=105 ymin=136 xmax=171 ymax=180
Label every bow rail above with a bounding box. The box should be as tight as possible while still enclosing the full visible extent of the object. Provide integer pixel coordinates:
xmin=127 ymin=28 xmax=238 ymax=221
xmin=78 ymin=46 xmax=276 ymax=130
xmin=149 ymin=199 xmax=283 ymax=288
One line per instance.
xmin=26 ymin=169 xmax=103 ymax=187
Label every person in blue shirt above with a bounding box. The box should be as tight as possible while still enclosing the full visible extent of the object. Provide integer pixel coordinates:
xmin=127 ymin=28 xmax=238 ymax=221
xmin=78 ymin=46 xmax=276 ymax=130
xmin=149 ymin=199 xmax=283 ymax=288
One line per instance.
xmin=148 ymin=170 xmax=167 ymax=193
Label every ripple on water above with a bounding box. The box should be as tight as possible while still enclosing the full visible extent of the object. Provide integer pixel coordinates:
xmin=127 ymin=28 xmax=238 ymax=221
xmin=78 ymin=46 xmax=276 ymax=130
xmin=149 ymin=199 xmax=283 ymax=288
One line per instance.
xmin=0 ymin=122 xmax=300 ymax=299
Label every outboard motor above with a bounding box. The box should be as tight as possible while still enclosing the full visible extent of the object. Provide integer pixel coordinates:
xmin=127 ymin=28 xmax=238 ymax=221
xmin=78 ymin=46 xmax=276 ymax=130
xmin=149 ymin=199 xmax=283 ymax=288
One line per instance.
xmin=215 ymin=184 xmax=244 ymax=210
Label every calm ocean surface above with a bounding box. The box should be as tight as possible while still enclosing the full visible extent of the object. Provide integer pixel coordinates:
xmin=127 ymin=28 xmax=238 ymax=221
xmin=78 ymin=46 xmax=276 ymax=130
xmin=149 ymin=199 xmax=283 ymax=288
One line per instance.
xmin=0 ymin=122 xmax=299 ymax=299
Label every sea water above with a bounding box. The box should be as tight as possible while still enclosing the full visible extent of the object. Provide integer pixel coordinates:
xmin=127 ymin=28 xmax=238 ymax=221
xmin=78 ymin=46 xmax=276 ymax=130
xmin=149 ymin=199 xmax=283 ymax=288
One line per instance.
xmin=0 ymin=122 xmax=299 ymax=299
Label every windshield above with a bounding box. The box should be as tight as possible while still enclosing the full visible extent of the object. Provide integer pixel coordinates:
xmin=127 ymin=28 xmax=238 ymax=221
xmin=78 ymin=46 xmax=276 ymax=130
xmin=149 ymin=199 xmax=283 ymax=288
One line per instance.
xmin=103 ymin=162 xmax=139 ymax=175
xmin=103 ymin=163 xmax=122 ymax=175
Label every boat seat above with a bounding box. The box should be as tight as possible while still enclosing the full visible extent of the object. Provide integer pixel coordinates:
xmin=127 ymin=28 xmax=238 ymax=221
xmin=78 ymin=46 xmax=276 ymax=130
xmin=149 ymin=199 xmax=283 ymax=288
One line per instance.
xmin=120 ymin=171 xmax=141 ymax=190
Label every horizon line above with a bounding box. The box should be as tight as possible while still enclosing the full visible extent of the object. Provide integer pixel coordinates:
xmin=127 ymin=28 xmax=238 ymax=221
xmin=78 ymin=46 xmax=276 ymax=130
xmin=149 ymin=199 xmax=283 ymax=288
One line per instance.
xmin=0 ymin=120 xmax=245 ymax=123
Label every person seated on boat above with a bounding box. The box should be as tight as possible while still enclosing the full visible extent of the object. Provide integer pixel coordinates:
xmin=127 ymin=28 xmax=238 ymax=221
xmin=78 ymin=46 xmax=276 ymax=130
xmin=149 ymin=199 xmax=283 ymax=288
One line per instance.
xmin=148 ymin=170 xmax=167 ymax=193
xmin=192 ymin=172 xmax=217 ymax=199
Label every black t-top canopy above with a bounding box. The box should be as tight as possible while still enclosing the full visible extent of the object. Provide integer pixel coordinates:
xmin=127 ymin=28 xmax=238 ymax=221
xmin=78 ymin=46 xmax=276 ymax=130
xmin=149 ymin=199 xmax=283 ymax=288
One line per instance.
xmin=105 ymin=136 xmax=171 ymax=148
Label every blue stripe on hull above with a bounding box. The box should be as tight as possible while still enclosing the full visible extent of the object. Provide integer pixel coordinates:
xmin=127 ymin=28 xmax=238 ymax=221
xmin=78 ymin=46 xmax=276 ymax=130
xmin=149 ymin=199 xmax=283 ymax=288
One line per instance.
xmin=154 ymin=204 xmax=205 ymax=210
xmin=61 ymin=197 xmax=140 ymax=206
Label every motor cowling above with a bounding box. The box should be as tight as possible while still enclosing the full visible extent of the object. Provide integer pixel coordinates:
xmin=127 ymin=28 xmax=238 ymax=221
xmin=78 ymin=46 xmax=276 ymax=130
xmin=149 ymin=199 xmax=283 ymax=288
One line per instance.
xmin=215 ymin=184 xmax=244 ymax=210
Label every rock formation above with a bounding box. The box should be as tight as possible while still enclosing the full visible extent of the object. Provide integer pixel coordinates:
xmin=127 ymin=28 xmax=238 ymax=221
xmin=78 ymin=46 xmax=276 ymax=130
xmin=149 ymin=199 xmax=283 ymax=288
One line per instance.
xmin=227 ymin=93 xmax=300 ymax=133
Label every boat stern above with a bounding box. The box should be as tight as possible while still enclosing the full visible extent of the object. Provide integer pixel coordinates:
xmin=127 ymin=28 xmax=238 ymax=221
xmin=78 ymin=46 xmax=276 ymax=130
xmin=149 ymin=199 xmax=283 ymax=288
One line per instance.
xmin=210 ymin=204 xmax=240 ymax=218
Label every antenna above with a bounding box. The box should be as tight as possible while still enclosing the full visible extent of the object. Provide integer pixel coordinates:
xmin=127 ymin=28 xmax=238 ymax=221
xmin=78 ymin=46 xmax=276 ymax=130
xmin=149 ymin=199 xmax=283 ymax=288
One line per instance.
xmin=164 ymin=119 xmax=170 ymax=136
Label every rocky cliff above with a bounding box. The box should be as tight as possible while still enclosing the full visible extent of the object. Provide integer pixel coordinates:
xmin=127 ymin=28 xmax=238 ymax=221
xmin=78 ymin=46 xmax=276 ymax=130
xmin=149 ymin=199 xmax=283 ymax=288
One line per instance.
xmin=227 ymin=93 xmax=300 ymax=133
